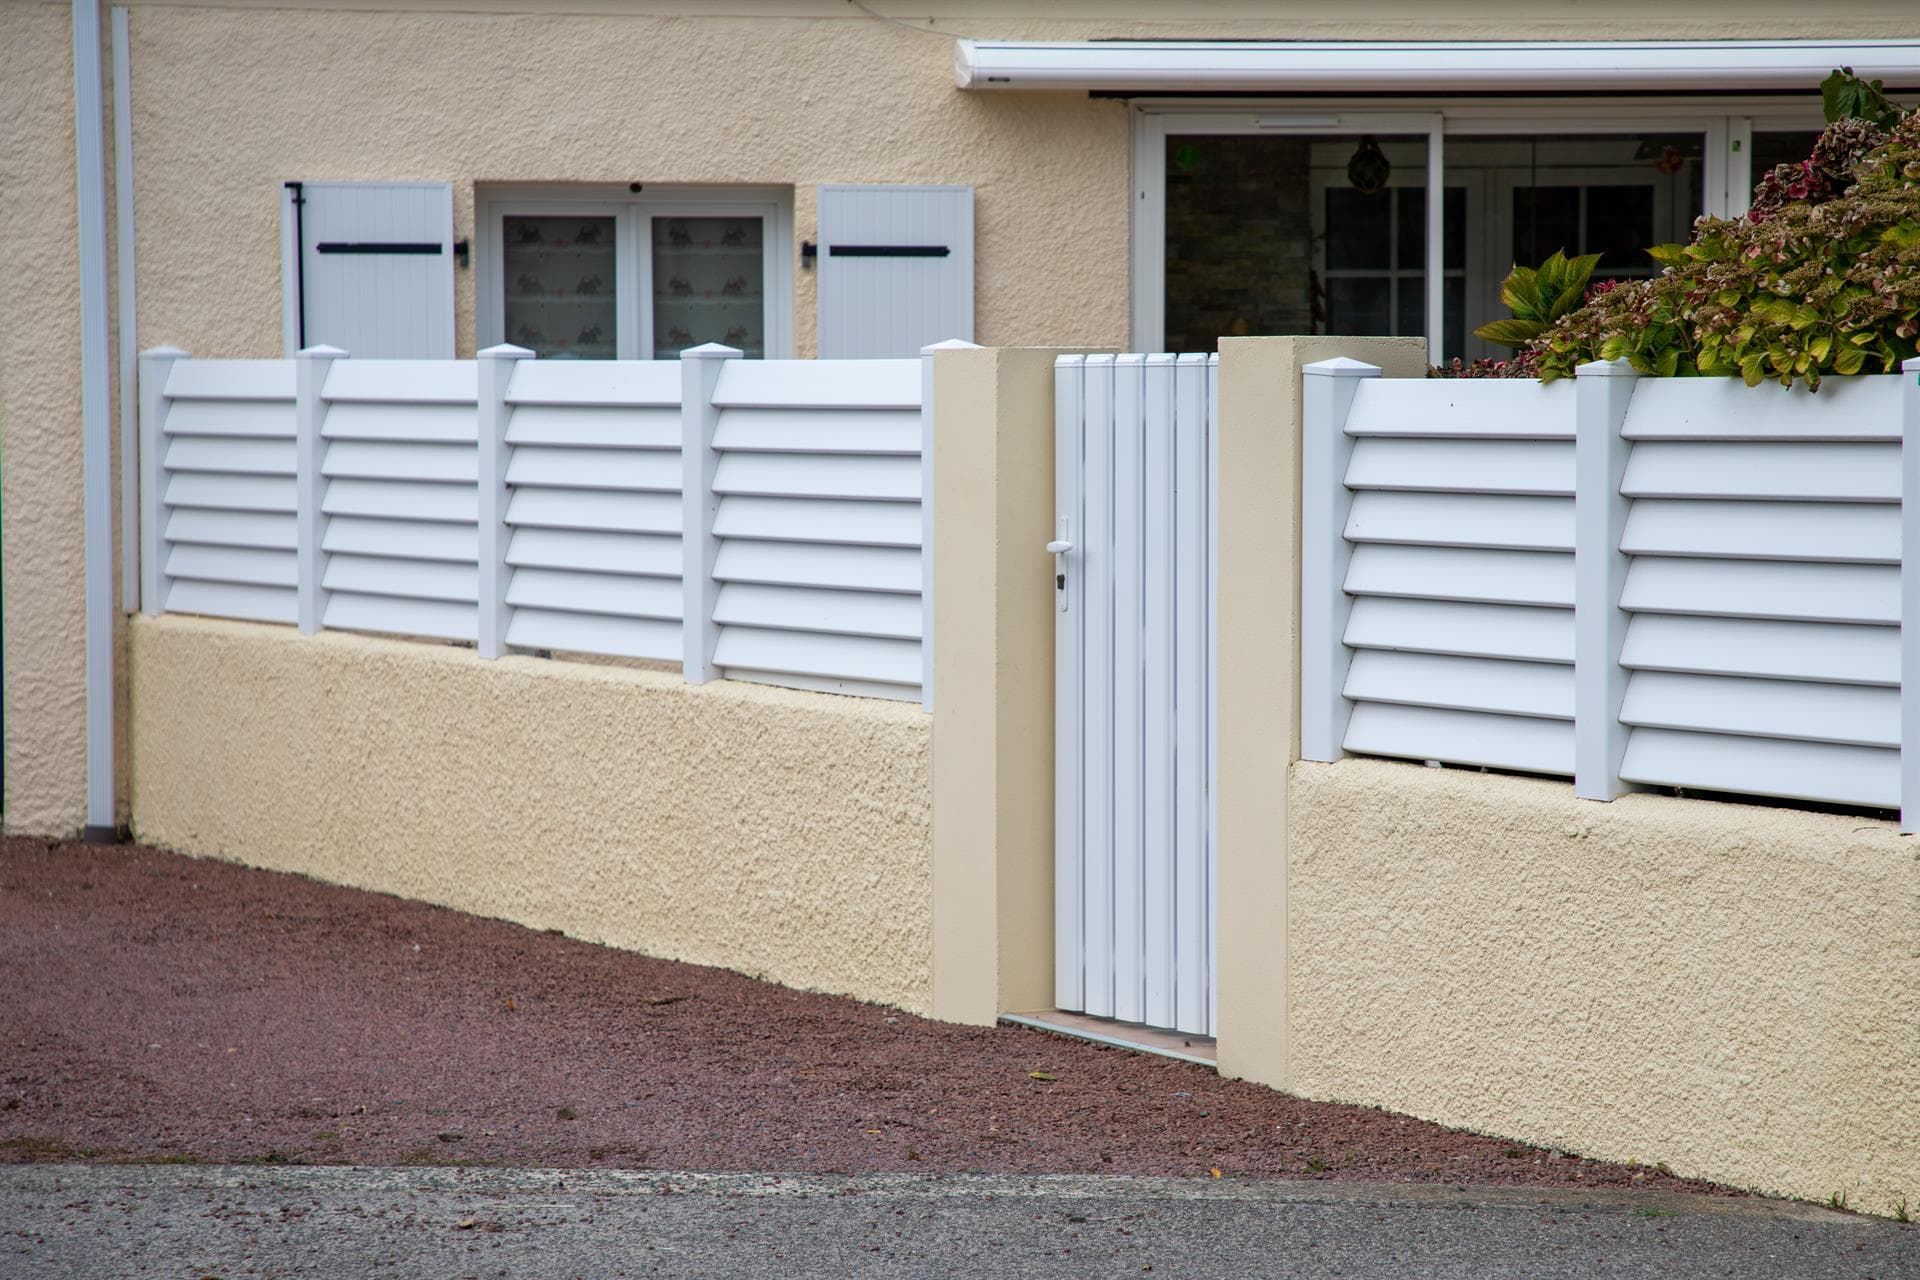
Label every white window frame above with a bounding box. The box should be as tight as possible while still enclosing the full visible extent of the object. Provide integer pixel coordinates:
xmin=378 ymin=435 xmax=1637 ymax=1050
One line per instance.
xmin=477 ymin=185 xmax=794 ymax=359
xmin=1131 ymin=98 xmax=1825 ymax=354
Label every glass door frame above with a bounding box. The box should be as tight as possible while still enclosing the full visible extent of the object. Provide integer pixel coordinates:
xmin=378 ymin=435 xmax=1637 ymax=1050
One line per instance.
xmin=1130 ymin=98 xmax=1824 ymax=355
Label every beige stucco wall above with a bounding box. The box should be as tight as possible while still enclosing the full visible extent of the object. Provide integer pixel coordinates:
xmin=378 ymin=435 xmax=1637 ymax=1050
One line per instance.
xmin=1286 ymin=756 xmax=1920 ymax=1217
xmin=0 ymin=1 xmax=89 ymax=834
xmin=128 ymin=613 xmax=936 ymax=1013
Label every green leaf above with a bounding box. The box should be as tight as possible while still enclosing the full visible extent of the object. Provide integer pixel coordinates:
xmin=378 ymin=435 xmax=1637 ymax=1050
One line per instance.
xmin=1646 ymin=243 xmax=1690 ymax=267
xmin=1472 ymin=318 xmax=1546 ymax=347
xmin=1808 ymin=334 xmax=1833 ymax=362
xmin=1834 ymin=343 xmax=1867 ymax=375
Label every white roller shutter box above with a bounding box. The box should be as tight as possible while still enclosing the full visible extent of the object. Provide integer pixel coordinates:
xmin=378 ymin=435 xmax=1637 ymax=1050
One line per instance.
xmin=281 ymin=181 xmax=455 ymax=358
xmin=816 ymin=184 xmax=973 ymax=358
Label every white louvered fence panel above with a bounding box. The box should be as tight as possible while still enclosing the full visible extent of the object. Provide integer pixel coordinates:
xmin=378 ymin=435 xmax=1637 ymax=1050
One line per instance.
xmin=1336 ymin=376 xmax=1578 ymax=774
xmin=706 ymin=358 xmax=925 ymax=698
xmin=501 ymin=360 xmax=683 ymax=661
xmin=158 ymin=359 xmax=299 ymax=624
xmin=317 ymin=360 xmax=480 ymax=641
xmin=1615 ymin=376 xmax=1905 ymax=808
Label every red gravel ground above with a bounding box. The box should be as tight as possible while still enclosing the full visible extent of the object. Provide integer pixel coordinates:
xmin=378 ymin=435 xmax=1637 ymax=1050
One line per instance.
xmin=0 ymin=837 xmax=1733 ymax=1197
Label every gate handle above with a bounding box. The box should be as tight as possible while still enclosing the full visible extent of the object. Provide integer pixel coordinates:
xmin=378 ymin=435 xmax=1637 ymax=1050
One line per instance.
xmin=1045 ymin=540 xmax=1074 ymax=555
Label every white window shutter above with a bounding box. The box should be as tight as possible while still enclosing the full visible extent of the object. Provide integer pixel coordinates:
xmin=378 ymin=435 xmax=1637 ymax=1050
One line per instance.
xmin=281 ymin=181 xmax=455 ymax=358
xmin=816 ymin=184 xmax=973 ymax=359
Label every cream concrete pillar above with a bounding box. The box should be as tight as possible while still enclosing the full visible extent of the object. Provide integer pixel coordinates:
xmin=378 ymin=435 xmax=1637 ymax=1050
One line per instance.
xmin=928 ymin=346 xmax=1064 ymax=1026
xmin=1213 ymin=335 xmax=1427 ymax=1088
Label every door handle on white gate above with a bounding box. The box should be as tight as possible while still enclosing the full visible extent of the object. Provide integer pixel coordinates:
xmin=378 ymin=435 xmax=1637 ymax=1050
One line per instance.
xmin=1047 ymin=537 xmax=1074 ymax=612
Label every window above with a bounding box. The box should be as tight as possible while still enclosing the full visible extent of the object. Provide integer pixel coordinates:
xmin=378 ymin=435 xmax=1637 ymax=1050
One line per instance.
xmin=478 ymin=187 xmax=792 ymax=359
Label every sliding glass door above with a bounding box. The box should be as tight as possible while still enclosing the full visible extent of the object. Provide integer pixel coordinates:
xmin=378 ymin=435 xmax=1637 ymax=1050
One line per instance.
xmin=1134 ymin=103 xmax=1822 ymax=360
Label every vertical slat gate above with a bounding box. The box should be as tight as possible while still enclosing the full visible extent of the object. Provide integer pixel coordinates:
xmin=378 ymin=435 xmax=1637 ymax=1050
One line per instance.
xmin=1055 ymin=351 xmax=1216 ymax=1039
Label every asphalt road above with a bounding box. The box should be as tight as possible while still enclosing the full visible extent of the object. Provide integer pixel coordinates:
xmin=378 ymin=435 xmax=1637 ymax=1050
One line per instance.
xmin=1 ymin=1166 xmax=1914 ymax=1279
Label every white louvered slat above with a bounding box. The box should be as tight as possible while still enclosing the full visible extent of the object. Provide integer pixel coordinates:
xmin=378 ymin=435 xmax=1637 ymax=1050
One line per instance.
xmin=324 ymin=593 xmax=477 ymax=641
xmin=1345 ymin=597 xmax=1574 ymax=664
xmin=1621 ymin=441 xmax=1898 ymax=502
xmin=1620 ymin=615 xmax=1898 ymax=686
xmin=324 ymin=516 xmax=477 ymax=563
xmin=161 ymin=398 xmax=294 ymax=438
xmin=713 ymin=496 xmax=920 ymax=547
xmin=505 ymin=359 xmax=680 ymax=408
xmin=1620 ymin=729 xmax=1897 ymax=808
xmin=713 ymin=625 xmax=921 ymax=685
xmin=712 ymin=583 xmax=921 ymax=640
xmin=1343 ymin=377 xmax=1575 ymax=439
xmin=322 ymin=359 xmax=475 ymax=404
xmin=165 ymin=544 xmax=296 ymax=588
xmin=506 ymin=609 xmax=680 ymax=661
xmin=163 ymin=436 xmax=295 ymax=475
xmin=506 ymin=528 xmax=681 ymax=577
xmin=506 ymin=446 xmax=680 ymax=493
xmin=1345 ymin=438 xmax=1573 ymax=496
xmin=1343 ymin=545 xmax=1572 ymax=607
xmin=1620 ymin=671 xmax=1897 ymax=748
xmin=1343 ymin=650 xmax=1573 ymax=720
xmin=1343 ymin=702 xmax=1575 ymax=774
xmin=506 ymin=487 xmax=680 ymax=534
xmin=165 ymin=359 xmax=293 ymax=401
xmin=1621 ymin=499 xmax=1899 ymax=563
xmin=505 ymin=404 xmax=680 ymax=449
xmin=322 ymin=441 xmax=477 ymax=483
xmin=163 ymin=580 xmax=296 ymax=624
xmin=166 ymin=509 xmax=296 ymax=550
xmin=712 ymin=408 xmax=921 ymax=455
xmin=165 ymin=472 xmax=295 ymax=512
xmin=1344 ymin=491 xmax=1573 ymax=551
xmin=323 ymin=478 xmax=476 ymax=524
xmin=711 ymin=358 xmax=920 ymax=410
xmin=506 ymin=568 xmax=681 ymax=621
xmin=713 ymin=452 xmax=919 ymax=501
xmin=714 ymin=540 xmax=919 ymax=593
xmin=320 ymin=401 xmax=477 ymax=443
xmin=1620 ymin=373 xmax=1902 ymax=441
xmin=323 ymin=555 xmax=478 ymax=603
xmin=1621 ymin=557 xmax=1897 ymax=624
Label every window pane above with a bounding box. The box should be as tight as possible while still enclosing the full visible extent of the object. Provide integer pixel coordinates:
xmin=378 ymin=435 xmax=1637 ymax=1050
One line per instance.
xmin=502 ymin=215 xmax=617 ymax=359
xmin=1396 ymin=187 xmax=1422 ymax=270
xmin=1162 ymin=135 xmax=1317 ymax=350
xmin=1586 ymin=185 xmax=1656 ymax=270
xmin=1326 ymin=276 xmax=1392 ymax=337
xmin=1326 ymin=186 xmax=1393 ymax=270
xmin=1511 ymin=186 xmax=1581 ymax=267
xmin=652 ymin=216 xmax=765 ymax=359
xmin=1752 ymin=130 xmax=1824 ymax=178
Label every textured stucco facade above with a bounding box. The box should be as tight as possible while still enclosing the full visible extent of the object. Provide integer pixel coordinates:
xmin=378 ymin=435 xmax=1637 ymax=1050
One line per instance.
xmin=127 ymin=614 xmax=936 ymax=1013
xmin=1286 ymin=757 xmax=1920 ymax=1218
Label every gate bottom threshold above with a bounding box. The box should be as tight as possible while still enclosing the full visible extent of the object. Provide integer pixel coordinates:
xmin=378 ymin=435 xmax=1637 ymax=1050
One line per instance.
xmin=1000 ymin=1010 xmax=1217 ymax=1068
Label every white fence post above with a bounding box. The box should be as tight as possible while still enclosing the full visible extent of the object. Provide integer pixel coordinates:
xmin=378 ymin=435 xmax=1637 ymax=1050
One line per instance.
xmin=1573 ymin=358 xmax=1638 ymax=801
xmin=476 ymin=343 xmax=532 ymax=659
xmin=1901 ymin=356 xmax=1920 ymax=833
xmin=294 ymin=344 xmax=345 ymax=635
xmin=136 ymin=346 xmax=187 ymax=616
xmin=680 ymin=343 xmax=741 ymax=683
xmin=1299 ymin=357 xmax=1379 ymax=762
xmin=920 ymin=338 xmax=981 ymax=712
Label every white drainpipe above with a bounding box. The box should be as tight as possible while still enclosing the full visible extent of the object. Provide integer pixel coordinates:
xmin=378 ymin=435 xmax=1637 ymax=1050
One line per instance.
xmin=72 ymin=0 xmax=117 ymax=843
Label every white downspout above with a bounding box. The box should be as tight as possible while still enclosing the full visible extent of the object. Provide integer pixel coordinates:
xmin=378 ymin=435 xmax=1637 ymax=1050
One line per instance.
xmin=112 ymin=6 xmax=138 ymax=615
xmin=72 ymin=0 xmax=117 ymax=842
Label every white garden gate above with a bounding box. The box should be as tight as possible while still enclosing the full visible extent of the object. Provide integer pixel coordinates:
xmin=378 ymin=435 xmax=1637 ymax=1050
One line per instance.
xmin=1052 ymin=354 xmax=1217 ymax=1038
